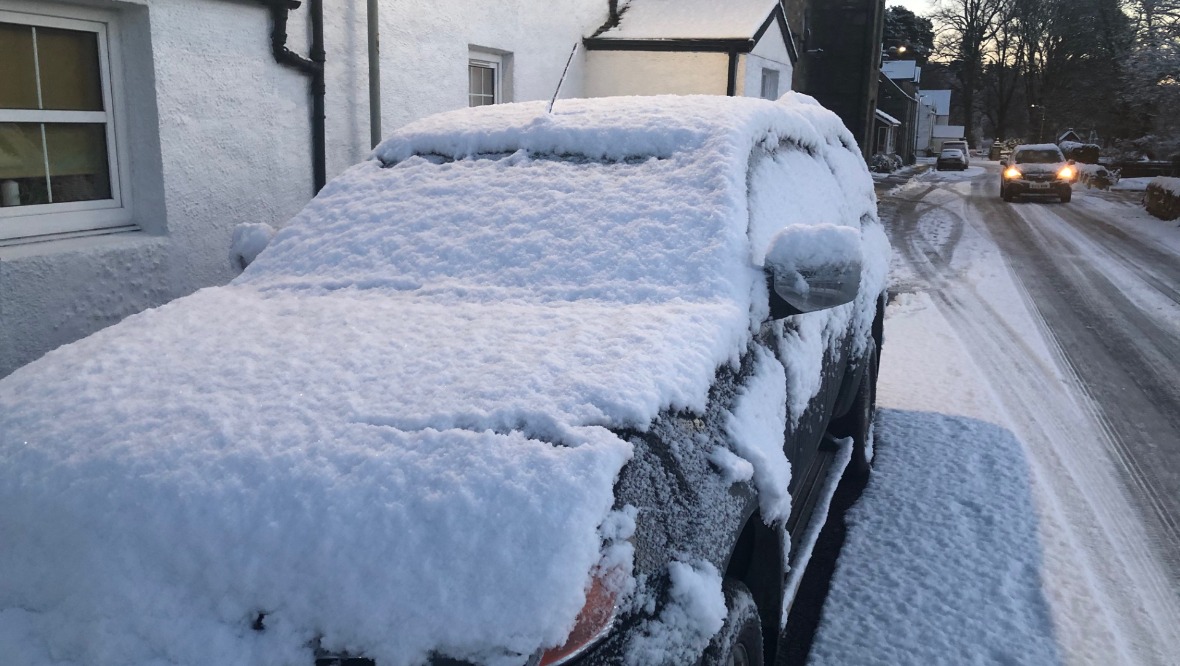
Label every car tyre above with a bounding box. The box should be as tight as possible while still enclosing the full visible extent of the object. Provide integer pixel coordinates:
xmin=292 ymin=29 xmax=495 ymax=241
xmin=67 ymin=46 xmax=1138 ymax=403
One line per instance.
xmin=700 ymin=580 xmax=763 ymax=666
xmin=1001 ymin=185 xmax=1013 ymax=202
xmin=1059 ymin=189 xmax=1071 ymax=203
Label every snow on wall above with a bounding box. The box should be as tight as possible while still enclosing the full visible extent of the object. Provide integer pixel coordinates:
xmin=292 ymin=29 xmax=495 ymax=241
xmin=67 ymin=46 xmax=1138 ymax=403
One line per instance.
xmin=0 ymin=0 xmax=610 ymax=377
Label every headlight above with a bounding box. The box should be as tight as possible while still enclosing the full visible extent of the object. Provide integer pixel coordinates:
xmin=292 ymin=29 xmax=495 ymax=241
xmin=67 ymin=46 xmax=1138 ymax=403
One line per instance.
xmin=1004 ymin=167 xmax=1022 ymax=179
xmin=1057 ymin=166 xmax=1074 ymax=180
xmin=537 ymin=569 xmax=620 ymax=665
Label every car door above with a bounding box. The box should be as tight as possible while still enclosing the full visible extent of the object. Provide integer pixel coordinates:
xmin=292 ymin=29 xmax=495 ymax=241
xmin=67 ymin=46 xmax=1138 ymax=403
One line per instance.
xmin=745 ymin=141 xmax=858 ymax=503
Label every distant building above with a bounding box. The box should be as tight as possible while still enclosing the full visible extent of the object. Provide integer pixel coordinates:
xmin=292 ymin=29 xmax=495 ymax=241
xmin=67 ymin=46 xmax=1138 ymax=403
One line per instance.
xmin=879 ymin=59 xmax=920 ymax=161
xmin=791 ymin=0 xmax=888 ymax=159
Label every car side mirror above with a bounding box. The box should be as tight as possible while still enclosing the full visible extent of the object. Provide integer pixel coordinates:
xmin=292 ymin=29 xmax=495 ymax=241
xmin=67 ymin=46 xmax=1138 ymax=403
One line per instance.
xmin=764 ymin=224 xmax=863 ymax=319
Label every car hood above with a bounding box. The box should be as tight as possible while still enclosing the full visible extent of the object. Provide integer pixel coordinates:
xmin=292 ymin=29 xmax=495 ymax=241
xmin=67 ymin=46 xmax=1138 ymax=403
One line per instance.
xmin=0 ymin=284 xmax=752 ymax=666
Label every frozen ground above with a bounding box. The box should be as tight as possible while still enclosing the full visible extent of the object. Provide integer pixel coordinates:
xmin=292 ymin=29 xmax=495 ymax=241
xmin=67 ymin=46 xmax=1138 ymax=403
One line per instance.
xmin=811 ymin=163 xmax=1180 ymax=665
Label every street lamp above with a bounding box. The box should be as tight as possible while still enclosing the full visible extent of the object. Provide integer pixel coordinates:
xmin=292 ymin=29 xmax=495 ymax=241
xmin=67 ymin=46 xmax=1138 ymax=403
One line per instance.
xmin=1029 ymin=104 xmax=1046 ymax=143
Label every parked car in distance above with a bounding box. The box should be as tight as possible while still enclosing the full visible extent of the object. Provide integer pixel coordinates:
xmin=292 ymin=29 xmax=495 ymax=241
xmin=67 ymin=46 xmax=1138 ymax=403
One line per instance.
xmin=941 ymin=139 xmax=971 ymax=166
xmin=937 ymin=148 xmax=968 ymax=171
xmin=1001 ymin=143 xmax=1076 ymax=203
xmin=0 ymin=95 xmax=890 ymax=666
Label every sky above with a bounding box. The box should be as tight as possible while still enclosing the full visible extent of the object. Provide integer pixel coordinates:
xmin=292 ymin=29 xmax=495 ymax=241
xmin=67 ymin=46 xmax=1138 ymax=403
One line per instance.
xmin=888 ymin=0 xmax=935 ymax=15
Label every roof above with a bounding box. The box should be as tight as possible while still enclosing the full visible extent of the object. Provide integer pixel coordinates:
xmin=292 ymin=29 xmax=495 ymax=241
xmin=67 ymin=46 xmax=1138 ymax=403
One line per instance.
xmin=585 ymin=0 xmax=797 ymax=61
xmin=882 ymin=60 xmax=921 ymax=83
xmin=921 ymin=89 xmax=952 ymax=116
xmin=875 ymin=108 xmax=902 ymax=126
xmin=595 ymin=0 xmax=780 ymax=40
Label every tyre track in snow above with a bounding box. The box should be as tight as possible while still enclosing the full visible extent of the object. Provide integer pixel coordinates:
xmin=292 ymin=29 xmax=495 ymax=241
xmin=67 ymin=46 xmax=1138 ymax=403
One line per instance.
xmin=882 ymin=174 xmax=1180 ymax=664
xmin=981 ymin=196 xmax=1180 ymax=561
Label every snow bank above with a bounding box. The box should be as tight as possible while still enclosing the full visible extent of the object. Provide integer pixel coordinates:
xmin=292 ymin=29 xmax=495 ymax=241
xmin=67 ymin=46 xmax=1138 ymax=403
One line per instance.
xmin=0 ymin=94 xmax=884 ymax=665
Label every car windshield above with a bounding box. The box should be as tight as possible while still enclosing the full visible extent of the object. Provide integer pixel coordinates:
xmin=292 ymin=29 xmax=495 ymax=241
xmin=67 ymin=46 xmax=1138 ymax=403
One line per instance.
xmin=1015 ymin=149 xmax=1063 ymax=164
xmin=240 ymin=152 xmax=746 ymax=305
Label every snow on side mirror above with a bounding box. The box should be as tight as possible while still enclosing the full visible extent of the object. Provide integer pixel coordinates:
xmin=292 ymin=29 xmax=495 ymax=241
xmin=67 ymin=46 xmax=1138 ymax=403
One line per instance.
xmin=229 ymin=222 xmax=277 ymax=271
xmin=764 ymin=224 xmax=863 ymax=319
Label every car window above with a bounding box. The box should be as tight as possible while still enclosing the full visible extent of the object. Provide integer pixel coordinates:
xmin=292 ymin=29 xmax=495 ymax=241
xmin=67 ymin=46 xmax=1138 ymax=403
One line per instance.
xmin=941 ymin=150 xmax=962 ymax=157
xmin=1014 ymin=149 xmax=1063 ymax=164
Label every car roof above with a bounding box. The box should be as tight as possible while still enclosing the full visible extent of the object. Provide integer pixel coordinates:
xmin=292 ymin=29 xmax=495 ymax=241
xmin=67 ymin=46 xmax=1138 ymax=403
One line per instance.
xmin=1012 ymin=143 xmax=1063 ymax=154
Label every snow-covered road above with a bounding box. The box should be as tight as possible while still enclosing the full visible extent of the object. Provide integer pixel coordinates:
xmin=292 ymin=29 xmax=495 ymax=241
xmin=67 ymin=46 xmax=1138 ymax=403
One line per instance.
xmin=809 ymin=163 xmax=1180 ymax=665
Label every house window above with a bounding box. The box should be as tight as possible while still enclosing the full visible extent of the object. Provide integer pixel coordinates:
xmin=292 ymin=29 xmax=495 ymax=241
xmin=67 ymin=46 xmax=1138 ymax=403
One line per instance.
xmin=0 ymin=8 xmax=128 ymax=242
xmin=468 ymin=55 xmax=501 ymax=107
xmin=760 ymin=68 xmax=780 ymax=100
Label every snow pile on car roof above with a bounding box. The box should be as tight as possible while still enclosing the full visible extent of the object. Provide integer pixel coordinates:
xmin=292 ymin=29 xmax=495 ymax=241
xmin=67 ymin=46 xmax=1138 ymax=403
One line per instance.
xmin=0 ymin=94 xmax=882 ymax=666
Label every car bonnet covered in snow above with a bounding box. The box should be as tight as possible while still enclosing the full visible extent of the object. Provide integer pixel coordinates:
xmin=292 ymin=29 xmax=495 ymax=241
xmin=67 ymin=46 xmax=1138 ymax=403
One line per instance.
xmin=0 ymin=95 xmax=879 ymax=666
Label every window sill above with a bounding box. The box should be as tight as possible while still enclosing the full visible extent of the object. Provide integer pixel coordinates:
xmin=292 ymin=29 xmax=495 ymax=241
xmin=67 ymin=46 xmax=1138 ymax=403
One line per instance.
xmin=0 ymin=224 xmax=155 ymax=261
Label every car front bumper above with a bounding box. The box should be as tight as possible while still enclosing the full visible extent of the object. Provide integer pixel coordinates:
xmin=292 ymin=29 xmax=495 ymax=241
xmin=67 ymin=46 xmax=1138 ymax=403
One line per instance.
xmin=1004 ymin=179 xmax=1071 ymax=196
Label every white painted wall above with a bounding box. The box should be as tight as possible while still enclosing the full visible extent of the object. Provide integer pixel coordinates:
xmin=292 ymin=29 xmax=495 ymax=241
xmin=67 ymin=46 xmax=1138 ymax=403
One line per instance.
xmin=0 ymin=0 xmax=610 ymax=377
xmin=584 ymin=50 xmax=730 ymax=97
xmin=737 ymin=19 xmax=793 ymax=98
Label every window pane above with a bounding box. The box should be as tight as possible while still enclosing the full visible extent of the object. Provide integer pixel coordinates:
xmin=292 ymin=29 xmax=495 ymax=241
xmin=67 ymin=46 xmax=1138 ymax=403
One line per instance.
xmin=44 ymin=122 xmax=110 ymax=203
xmin=0 ymin=122 xmax=49 ymax=206
xmin=469 ymin=64 xmax=496 ymax=107
xmin=37 ymin=26 xmax=104 ymax=111
xmin=0 ymin=22 xmax=40 ymax=109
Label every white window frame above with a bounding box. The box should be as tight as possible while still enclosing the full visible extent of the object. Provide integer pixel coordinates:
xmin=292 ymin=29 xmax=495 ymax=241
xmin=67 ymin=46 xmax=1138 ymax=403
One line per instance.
xmin=0 ymin=6 xmax=133 ymax=243
xmin=468 ymin=53 xmax=502 ymax=107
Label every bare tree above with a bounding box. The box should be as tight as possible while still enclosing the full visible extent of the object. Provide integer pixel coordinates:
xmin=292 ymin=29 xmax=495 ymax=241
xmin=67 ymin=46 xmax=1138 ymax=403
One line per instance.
xmin=931 ymin=0 xmax=1007 ymax=145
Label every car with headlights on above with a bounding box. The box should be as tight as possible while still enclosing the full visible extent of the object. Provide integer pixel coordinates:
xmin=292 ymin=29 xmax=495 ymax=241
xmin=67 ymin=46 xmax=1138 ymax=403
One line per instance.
xmin=0 ymin=95 xmax=889 ymax=666
xmin=1000 ymin=143 xmax=1076 ymax=202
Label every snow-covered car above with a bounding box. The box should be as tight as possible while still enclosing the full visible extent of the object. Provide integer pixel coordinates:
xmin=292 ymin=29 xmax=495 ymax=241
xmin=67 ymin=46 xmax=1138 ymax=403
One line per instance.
xmin=1001 ymin=143 xmax=1076 ymax=203
xmin=0 ymin=95 xmax=889 ymax=666
xmin=941 ymin=140 xmax=971 ymax=166
xmin=936 ymin=148 xmax=967 ymax=171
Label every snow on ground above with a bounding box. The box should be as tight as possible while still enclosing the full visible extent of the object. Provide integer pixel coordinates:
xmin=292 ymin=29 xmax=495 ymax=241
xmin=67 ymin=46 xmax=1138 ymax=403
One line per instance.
xmin=811 ymin=177 xmax=1180 ymax=665
xmin=1112 ymin=176 xmax=1154 ymax=191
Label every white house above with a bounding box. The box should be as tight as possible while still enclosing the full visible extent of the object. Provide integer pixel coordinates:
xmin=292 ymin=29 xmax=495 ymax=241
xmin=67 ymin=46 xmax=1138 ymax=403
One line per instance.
xmin=0 ymin=0 xmax=624 ymax=377
xmin=583 ymin=0 xmax=797 ymax=99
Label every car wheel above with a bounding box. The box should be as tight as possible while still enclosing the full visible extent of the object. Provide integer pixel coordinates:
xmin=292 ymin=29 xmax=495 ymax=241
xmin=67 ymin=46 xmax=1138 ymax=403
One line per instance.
xmin=1060 ymin=189 xmax=1072 ymax=203
xmin=1001 ymin=184 xmax=1013 ymax=202
xmin=831 ymin=340 xmax=877 ymax=482
xmin=700 ymin=580 xmax=763 ymax=666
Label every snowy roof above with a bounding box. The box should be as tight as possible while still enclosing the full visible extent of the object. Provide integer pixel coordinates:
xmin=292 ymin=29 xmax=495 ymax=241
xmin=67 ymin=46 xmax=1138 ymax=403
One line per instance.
xmin=921 ymin=89 xmax=952 ymax=116
xmin=0 ymin=94 xmax=886 ymax=666
xmin=882 ymin=60 xmax=921 ymax=82
xmin=593 ymin=0 xmax=780 ymax=40
xmin=875 ymin=108 xmax=902 ymax=126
